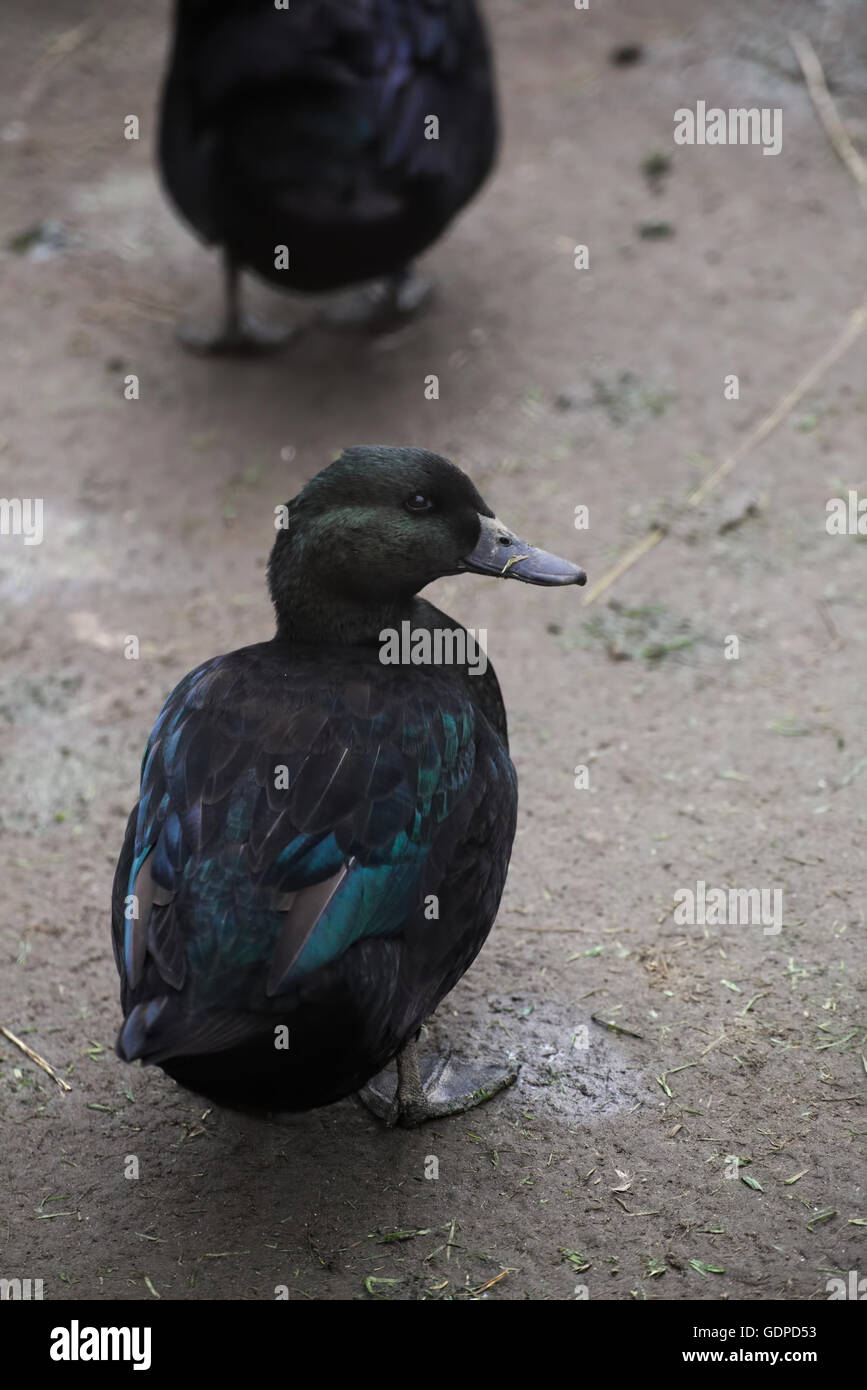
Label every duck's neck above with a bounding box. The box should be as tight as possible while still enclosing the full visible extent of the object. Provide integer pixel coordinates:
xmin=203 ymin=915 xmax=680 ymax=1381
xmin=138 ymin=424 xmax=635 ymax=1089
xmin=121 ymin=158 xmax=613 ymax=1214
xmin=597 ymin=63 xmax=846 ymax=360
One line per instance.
xmin=273 ymin=572 xmax=416 ymax=647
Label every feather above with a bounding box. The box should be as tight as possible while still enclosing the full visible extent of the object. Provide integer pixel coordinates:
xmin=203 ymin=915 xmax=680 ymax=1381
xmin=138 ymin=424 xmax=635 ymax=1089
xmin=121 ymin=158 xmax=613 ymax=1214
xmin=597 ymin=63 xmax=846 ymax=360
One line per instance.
xmin=266 ymin=858 xmax=355 ymax=996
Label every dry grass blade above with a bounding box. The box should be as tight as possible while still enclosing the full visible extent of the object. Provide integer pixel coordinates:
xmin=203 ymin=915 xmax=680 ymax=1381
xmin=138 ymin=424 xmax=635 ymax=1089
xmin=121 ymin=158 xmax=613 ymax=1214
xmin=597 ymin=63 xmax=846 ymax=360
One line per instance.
xmin=1 ymin=1026 xmax=71 ymax=1092
xmin=591 ymin=1015 xmax=644 ymax=1039
xmin=789 ymin=30 xmax=867 ymax=204
xmin=583 ymin=301 xmax=867 ymax=605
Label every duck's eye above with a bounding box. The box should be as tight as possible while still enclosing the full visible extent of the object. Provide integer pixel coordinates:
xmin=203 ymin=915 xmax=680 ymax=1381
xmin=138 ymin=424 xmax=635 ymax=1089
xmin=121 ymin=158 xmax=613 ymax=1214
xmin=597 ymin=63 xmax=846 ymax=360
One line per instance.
xmin=404 ymin=494 xmax=434 ymax=513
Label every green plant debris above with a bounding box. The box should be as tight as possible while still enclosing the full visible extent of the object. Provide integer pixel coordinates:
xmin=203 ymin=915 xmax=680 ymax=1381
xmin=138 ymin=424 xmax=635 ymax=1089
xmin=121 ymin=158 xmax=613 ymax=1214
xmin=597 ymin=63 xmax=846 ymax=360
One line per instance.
xmin=740 ymin=991 xmax=770 ymax=1015
xmin=641 ymin=636 xmax=695 ymax=660
xmin=656 ymin=1062 xmax=696 ymax=1098
xmin=806 ymin=1210 xmax=837 ymax=1231
xmin=741 ymin=1174 xmax=764 ymax=1192
xmin=364 ymin=1276 xmax=402 ymax=1298
xmin=7 ymin=221 xmax=68 ymax=256
xmin=591 ymin=1015 xmax=644 ymax=1039
xmin=641 ymin=151 xmax=671 ymax=181
xmin=371 ymin=1228 xmax=435 ymax=1244
xmin=816 ymin=1030 xmax=859 ymax=1050
xmin=559 ymin=1249 xmax=591 ymax=1272
xmin=638 ymin=221 xmax=674 ymax=240
xmin=35 ymin=1194 xmax=72 ymax=1218
xmin=690 ymin=1259 xmax=725 ymax=1275
xmin=768 ymin=716 xmax=811 ymax=737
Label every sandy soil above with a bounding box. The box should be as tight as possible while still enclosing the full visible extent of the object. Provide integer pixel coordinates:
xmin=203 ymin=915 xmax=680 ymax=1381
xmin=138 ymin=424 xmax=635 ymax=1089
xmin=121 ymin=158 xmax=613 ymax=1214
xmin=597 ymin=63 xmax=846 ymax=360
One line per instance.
xmin=1 ymin=0 xmax=865 ymax=1302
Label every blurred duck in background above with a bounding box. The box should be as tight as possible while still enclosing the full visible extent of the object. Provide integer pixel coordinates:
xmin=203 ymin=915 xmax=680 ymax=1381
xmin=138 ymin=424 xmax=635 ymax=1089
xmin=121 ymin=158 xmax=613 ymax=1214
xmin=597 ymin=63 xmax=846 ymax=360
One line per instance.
xmin=158 ymin=0 xmax=498 ymax=352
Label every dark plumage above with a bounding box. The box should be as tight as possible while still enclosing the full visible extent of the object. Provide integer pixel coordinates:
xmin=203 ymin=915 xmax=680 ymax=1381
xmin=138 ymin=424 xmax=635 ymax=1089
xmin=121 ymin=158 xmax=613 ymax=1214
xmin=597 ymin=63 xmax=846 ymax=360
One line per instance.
xmin=158 ymin=0 xmax=498 ymax=349
xmin=112 ymin=447 xmax=585 ymax=1123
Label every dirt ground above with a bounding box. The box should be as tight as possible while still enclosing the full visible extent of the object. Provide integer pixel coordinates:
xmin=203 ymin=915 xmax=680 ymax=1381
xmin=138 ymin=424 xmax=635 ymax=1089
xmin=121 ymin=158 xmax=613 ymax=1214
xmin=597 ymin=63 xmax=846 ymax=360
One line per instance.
xmin=1 ymin=0 xmax=865 ymax=1303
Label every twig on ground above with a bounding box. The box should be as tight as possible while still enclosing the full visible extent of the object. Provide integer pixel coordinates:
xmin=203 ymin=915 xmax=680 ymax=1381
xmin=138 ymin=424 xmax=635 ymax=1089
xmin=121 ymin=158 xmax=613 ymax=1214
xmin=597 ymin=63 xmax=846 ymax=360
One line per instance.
xmin=789 ymin=30 xmax=867 ymax=205
xmin=1 ymin=1025 xmax=71 ymax=1092
xmin=583 ymin=301 xmax=867 ymax=605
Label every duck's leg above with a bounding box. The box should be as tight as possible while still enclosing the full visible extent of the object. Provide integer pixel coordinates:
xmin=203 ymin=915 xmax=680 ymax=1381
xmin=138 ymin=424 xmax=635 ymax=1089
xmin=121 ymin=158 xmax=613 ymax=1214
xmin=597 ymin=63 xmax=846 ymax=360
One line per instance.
xmin=324 ymin=264 xmax=435 ymax=333
xmin=358 ymin=1035 xmax=518 ymax=1128
xmin=177 ymin=252 xmax=294 ymax=355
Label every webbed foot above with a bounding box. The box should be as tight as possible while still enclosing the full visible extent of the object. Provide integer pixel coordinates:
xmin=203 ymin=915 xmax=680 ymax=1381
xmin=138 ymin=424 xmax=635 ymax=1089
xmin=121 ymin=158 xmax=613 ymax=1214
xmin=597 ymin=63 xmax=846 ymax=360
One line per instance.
xmin=324 ymin=267 xmax=436 ymax=333
xmin=177 ymin=252 xmax=295 ymax=355
xmin=358 ymin=1037 xmax=518 ymax=1127
xmin=177 ymin=314 xmax=294 ymax=356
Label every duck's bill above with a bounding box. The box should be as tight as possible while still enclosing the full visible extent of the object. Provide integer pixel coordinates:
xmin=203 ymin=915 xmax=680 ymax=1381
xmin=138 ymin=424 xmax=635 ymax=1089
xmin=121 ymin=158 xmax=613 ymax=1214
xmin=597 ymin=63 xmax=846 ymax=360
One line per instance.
xmin=460 ymin=514 xmax=587 ymax=587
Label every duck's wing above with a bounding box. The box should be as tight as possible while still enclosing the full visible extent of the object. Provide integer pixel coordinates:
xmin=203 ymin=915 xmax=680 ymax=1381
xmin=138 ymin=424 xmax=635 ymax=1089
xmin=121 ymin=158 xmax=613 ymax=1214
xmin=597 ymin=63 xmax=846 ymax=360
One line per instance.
xmin=160 ymin=0 xmax=496 ymax=233
xmin=112 ymin=643 xmax=497 ymax=1063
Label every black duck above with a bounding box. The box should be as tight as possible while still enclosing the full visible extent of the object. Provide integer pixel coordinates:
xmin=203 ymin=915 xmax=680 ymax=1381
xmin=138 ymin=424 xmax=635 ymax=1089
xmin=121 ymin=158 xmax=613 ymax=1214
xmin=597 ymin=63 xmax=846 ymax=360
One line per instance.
xmin=113 ymin=446 xmax=585 ymax=1124
xmin=158 ymin=1 xmax=498 ymax=351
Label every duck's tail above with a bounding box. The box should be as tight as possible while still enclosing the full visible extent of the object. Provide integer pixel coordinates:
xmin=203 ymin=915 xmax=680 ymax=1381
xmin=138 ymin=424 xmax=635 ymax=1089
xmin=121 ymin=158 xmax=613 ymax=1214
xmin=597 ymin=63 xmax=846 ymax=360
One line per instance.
xmin=116 ymin=997 xmax=260 ymax=1065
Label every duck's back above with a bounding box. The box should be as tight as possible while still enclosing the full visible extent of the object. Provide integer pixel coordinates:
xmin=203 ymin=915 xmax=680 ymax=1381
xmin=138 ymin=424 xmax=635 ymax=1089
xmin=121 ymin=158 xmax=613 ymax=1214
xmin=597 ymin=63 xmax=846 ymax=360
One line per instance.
xmin=112 ymin=624 xmax=515 ymax=1109
xmin=159 ymin=0 xmax=498 ymax=290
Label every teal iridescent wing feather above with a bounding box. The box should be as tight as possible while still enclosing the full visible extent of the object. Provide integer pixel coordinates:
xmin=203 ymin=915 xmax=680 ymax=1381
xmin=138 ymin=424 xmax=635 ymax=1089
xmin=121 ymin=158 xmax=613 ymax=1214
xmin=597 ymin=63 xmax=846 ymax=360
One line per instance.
xmin=112 ymin=641 xmax=490 ymax=1063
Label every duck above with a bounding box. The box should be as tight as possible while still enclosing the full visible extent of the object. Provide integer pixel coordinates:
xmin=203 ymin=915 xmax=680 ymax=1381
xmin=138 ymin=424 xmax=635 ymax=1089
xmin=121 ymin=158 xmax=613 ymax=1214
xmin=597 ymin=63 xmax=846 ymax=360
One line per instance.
xmin=158 ymin=0 xmax=498 ymax=352
xmin=112 ymin=446 xmax=586 ymax=1124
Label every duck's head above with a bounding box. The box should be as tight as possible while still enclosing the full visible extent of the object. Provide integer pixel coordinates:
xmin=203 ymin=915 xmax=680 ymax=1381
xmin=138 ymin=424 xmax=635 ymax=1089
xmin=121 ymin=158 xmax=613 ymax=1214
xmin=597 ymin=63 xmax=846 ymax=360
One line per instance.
xmin=268 ymin=445 xmax=586 ymax=642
